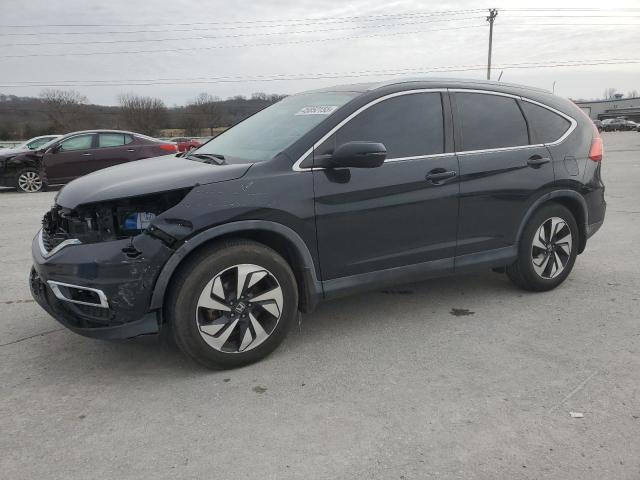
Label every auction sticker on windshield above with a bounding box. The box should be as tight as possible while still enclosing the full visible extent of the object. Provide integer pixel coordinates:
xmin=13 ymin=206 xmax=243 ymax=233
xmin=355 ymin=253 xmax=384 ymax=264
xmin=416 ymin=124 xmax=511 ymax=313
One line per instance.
xmin=295 ymin=106 xmax=338 ymax=115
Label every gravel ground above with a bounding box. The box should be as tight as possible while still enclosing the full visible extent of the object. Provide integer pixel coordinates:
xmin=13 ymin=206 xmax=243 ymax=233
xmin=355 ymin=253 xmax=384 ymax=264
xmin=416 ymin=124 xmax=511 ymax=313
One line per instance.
xmin=1 ymin=132 xmax=639 ymax=480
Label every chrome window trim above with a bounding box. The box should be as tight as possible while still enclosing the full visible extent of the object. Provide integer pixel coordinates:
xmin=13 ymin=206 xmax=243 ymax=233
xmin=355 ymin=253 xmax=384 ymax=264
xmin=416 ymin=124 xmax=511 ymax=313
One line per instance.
xmin=291 ymin=87 xmax=578 ymax=171
xmin=456 ymin=144 xmax=545 ymax=156
xmin=448 ymin=88 xmax=520 ymax=99
xmin=38 ymin=229 xmax=81 ymax=258
xmin=385 ymin=153 xmax=454 ymax=163
xmin=47 ymin=280 xmax=109 ymax=309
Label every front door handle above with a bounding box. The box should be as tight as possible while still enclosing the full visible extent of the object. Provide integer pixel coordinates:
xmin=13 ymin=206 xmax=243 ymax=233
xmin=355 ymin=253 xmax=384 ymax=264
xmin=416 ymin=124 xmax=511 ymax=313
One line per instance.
xmin=527 ymin=155 xmax=551 ymax=168
xmin=426 ymin=169 xmax=457 ymax=184
xmin=127 ymin=149 xmax=135 ymax=152
xmin=82 ymin=152 xmax=92 ymax=156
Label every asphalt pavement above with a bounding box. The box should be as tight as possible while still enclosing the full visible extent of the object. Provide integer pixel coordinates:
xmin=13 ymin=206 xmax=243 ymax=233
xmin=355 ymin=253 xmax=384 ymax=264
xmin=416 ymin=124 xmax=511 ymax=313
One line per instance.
xmin=1 ymin=132 xmax=639 ymax=479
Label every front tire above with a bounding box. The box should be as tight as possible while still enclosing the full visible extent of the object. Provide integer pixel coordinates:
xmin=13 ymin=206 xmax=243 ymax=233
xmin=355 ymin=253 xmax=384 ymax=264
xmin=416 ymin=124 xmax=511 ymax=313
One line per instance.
xmin=506 ymin=203 xmax=579 ymax=291
xmin=16 ymin=168 xmax=44 ymax=193
xmin=167 ymin=240 xmax=298 ymax=369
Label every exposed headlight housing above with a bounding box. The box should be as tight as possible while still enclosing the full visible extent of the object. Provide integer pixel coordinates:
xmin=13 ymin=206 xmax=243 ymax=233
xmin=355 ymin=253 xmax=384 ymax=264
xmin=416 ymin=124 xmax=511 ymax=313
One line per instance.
xmin=42 ymin=188 xmax=191 ymax=248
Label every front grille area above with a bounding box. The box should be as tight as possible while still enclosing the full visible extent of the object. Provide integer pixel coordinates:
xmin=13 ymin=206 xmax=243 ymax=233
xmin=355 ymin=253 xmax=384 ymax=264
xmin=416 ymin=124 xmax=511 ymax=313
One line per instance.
xmin=61 ymin=302 xmax=117 ymax=326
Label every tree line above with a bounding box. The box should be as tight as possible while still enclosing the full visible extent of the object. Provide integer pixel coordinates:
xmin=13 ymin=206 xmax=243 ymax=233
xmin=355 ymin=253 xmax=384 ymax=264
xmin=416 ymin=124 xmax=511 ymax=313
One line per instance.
xmin=0 ymin=89 xmax=287 ymax=140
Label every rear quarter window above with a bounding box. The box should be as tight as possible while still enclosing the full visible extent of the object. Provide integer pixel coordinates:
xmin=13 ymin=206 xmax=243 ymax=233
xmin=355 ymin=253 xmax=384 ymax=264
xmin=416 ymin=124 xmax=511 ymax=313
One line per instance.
xmin=521 ymin=101 xmax=571 ymax=144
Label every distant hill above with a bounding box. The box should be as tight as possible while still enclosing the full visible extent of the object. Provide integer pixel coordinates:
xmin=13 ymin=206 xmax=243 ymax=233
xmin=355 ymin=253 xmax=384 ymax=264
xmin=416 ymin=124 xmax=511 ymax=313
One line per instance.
xmin=0 ymin=93 xmax=283 ymax=140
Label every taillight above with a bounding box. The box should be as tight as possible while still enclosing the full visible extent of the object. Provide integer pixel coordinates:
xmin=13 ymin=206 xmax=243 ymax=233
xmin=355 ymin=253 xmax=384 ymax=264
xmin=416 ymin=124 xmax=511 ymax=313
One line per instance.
xmin=589 ymin=126 xmax=603 ymax=162
xmin=160 ymin=143 xmax=177 ymax=152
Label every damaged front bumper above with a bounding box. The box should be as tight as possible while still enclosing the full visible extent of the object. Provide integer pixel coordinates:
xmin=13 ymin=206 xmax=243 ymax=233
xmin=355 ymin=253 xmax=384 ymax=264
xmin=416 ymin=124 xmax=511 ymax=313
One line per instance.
xmin=30 ymin=229 xmax=173 ymax=340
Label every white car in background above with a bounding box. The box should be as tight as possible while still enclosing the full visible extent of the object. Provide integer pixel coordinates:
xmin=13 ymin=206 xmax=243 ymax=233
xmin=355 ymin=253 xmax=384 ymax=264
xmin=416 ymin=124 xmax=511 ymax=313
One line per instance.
xmin=0 ymin=135 xmax=61 ymax=155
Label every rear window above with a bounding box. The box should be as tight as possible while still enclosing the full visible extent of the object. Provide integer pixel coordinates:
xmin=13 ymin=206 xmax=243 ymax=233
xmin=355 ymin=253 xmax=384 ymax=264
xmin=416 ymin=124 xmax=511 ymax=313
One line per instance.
xmin=521 ymin=101 xmax=571 ymax=144
xmin=456 ymin=93 xmax=529 ymax=151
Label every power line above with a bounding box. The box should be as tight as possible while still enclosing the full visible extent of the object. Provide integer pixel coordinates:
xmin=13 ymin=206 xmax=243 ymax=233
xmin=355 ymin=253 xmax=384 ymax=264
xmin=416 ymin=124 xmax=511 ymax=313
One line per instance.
xmin=0 ymin=8 xmax=485 ymax=28
xmin=0 ymin=16 xmax=484 ymax=47
xmin=2 ymin=7 xmax=638 ymax=30
xmin=0 ymin=24 xmax=487 ymax=59
xmin=503 ymin=14 xmax=640 ymax=18
xmin=501 ymin=7 xmax=640 ymax=11
xmin=0 ymin=13 xmax=478 ymax=37
xmin=500 ymin=23 xmax=640 ymax=26
xmin=2 ymin=59 xmax=638 ymax=88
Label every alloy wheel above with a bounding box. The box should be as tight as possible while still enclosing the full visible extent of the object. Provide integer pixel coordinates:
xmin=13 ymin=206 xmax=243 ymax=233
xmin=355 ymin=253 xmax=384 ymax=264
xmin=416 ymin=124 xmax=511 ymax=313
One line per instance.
xmin=531 ymin=217 xmax=572 ymax=279
xmin=195 ymin=264 xmax=283 ymax=353
xmin=18 ymin=171 xmax=43 ymax=193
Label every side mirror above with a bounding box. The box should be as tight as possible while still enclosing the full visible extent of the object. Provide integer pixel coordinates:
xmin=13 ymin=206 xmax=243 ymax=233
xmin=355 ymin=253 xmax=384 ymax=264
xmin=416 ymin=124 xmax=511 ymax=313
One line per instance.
xmin=318 ymin=141 xmax=386 ymax=169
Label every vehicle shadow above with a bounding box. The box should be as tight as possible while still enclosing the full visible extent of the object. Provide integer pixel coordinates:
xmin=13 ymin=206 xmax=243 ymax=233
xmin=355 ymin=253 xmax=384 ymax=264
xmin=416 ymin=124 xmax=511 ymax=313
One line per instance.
xmin=0 ymin=185 xmax=62 ymax=194
xmin=37 ymin=271 xmax=523 ymax=379
xmin=287 ymin=271 xmax=520 ymax=347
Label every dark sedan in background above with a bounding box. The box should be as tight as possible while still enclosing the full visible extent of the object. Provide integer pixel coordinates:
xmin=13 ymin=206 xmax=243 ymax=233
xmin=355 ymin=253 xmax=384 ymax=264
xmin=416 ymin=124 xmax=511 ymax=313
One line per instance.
xmin=0 ymin=130 xmax=177 ymax=192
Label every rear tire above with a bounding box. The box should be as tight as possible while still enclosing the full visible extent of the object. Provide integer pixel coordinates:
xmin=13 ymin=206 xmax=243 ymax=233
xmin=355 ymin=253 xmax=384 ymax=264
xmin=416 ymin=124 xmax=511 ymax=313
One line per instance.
xmin=167 ymin=239 xmax=298 ymax=369
xmin=506 ymin=203 xmax=579 ymax=291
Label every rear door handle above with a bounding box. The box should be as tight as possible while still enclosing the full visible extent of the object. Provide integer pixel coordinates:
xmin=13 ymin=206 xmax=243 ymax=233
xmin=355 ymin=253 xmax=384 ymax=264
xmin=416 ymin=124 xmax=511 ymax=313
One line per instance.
xmin=127 ymin=149 xmax=135 ymax=152
xmin=82 ymin=152 xmax=92 ymax=156
xmin=527 ymin=155 xmax=551 ymax=168
xmin=426 ymin=169 xmax=457 ymax=184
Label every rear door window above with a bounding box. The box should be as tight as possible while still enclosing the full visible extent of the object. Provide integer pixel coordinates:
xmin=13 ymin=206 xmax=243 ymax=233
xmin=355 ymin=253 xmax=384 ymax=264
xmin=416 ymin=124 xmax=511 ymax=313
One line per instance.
xmin=99 ymin=133 xmax=126 ymax=147
xmin=334 ymin=92 xmax=444 ymax=159
xmin=521 ymin=101 xmax=571 ymax=144
xmin=455 ymin=93 xmax=529 ymax=151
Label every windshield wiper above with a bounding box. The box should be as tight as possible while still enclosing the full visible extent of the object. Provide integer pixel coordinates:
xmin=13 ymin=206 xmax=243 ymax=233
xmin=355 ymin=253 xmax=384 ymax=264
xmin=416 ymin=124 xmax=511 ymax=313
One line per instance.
xmin=186 ymin=152 xmax=226 ymax=165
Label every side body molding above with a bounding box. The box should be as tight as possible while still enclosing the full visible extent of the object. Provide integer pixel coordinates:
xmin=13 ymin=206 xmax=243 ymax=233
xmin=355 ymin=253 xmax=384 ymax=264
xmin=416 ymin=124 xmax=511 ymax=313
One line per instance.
xmin=149 ymin=220 xmax=323 ymax=312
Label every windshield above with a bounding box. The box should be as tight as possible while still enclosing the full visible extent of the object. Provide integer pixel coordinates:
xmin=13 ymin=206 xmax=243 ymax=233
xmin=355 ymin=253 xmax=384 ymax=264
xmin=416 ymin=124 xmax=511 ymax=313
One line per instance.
xmin=193 ymin=91 xmax=358 ymax=163
xmin=36 ymin=137 xmax=61 ymax=151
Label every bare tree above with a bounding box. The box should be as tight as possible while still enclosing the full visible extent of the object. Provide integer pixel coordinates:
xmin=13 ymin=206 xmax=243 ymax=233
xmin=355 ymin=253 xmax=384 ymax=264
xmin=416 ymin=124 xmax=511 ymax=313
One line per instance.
xmin=603 ymin=88 xmax=618 ymax=100
xmin=627 ymin=90 xmax=639 ymax=98
xmin=39 ymin=89 xmax=89 ymax=132
xmin=183 ymin=93 xmax=222 ymax=136
xmin=117 ymin=93 xmax=168 ymax=136
xmin=268 ymin=93 xmax=287 ymax=102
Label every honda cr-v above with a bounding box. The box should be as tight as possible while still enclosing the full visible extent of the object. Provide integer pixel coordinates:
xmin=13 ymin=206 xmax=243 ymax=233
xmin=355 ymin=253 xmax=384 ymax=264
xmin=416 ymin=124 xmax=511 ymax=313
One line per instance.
xmin=30 ymin=79 xmax=606 ymax=368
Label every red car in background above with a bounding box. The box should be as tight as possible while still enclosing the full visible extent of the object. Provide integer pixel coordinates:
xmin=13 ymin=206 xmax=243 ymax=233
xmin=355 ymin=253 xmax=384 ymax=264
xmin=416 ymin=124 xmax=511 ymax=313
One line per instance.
xmin=169 ymin=137 xmax=203 ymax=152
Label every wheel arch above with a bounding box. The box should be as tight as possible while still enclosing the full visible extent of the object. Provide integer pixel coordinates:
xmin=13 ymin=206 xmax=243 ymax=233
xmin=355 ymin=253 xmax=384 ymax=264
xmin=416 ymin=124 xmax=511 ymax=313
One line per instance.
xmin=517 ymin=190 xmax=589 ymax=254
xmin=150 ymin=220 xmax=323 ymax=315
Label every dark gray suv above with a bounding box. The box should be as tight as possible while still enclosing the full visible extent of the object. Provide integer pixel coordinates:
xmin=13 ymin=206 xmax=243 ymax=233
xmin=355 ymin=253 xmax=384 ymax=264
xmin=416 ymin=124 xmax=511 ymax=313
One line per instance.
xmin=30 ymin=79 xmax=606 ymax=368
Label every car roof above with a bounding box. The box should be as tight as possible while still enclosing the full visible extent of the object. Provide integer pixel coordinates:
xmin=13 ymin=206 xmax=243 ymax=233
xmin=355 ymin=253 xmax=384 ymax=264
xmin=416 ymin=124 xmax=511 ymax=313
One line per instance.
xmin=300 ymin=77 xmax=551 ymax=96
xmin=61 ymin=129 xmax=140 ymax=136
xmin=31 ymin=134 xmax=62 ymax=139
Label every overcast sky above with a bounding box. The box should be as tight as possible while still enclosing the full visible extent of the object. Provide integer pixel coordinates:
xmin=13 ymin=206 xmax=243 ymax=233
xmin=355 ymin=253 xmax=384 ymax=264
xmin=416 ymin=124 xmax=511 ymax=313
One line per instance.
xmin=0 ymin=0 xmax=638 ymax=105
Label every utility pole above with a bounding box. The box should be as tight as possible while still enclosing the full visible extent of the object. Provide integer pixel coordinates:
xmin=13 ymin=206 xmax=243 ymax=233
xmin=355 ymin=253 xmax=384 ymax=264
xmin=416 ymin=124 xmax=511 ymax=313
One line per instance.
xmin=486 ymin=8 xmax=498 ymax=80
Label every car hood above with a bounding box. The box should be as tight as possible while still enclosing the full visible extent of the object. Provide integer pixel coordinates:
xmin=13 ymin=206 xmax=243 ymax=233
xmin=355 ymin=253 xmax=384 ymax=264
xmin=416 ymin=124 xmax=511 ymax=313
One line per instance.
xmin=0 ymin=148 xmax=30 ymax=161
xmin=55 ymin=155 xmax=253 ymax=208
xmin=0 ymin=147 xmax=26 ymax=156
